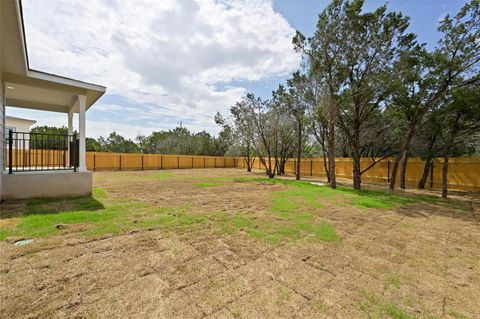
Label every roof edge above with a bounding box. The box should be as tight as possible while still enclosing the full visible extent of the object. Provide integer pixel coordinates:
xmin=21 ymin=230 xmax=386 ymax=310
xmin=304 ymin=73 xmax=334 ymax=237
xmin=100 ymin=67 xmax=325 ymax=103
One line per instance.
xmin=17 ymin=0 xmax=107 ymax=94
xmin=5 ymin=115 xmax=37 ymax=124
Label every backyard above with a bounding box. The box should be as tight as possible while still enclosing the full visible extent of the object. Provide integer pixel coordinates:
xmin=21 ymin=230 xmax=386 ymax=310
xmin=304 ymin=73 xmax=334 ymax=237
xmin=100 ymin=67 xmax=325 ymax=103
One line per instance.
xmin=0 ymin=168 xmax=479 ymax=319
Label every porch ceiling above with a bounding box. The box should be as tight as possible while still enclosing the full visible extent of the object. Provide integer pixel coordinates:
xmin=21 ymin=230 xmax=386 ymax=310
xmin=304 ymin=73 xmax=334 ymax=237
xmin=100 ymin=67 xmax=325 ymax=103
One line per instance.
xmin=4 ymin=72 xmax=104 ymax=113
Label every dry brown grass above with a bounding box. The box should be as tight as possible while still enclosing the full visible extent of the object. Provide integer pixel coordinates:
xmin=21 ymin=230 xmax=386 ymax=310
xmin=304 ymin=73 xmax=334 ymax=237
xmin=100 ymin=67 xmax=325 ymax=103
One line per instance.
xmin=0 ymin=168 xmax=479 ymax=319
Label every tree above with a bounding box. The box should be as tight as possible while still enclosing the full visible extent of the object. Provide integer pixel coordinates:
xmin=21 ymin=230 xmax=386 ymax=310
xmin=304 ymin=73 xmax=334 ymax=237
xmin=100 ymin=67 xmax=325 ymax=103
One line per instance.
xmin=285 ymin=72 xmax=312 ymax=180
xmin=439 ymin=83 xmax=480 ymax=198
xmin=389 ymin=0 xmax=480 ymax=190
xmin=245 ymin=94 xmax=280 ymax=178
xmin=86 ymin=137 xmax=102 ymax=152
xmin=100 ymin=132 xmax=139 ymax=153
xmin=296 ymin=0 xmax=414 ymax=189
xmin=271 ymin=85 xmax=296 ymax=176
xmin=30 ymin=126 xmax=73 ymax=150
xmin=216 ymin=106 xmax=257 ymax=171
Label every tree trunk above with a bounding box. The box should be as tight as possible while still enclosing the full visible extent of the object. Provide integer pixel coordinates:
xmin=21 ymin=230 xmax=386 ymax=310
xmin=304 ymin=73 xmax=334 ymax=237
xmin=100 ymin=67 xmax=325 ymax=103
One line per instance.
xmin=351 ymin=105 xmax=361 ymax=190
xmin=390 ymin=104 xmax=433 ymax=190
xmin=323 ymin=154 xmax=330 ymax=183
xmin=442 ymin=112 xmax=461 ymax=198
xmin=418 ymin=136 xmax=437 ymax=189
xmin=389 ymin=125 xmax=415 ymax=190
xmin=442 ymin=154 xmax=450 ymax=198
xmin=399 ymin=150 xmax=409 ymax=189
xmin=418 ymin=158 xmax=432 ymax=189
xmin=245 ymin=144 xmax=252 ymax=172
xmin=352 ymin=152 xmax=362 ymax=190
xmin=296 ymin=122 xmax=302 ymax=180
xmin=327 ymin=114 xmax=336 ymax=189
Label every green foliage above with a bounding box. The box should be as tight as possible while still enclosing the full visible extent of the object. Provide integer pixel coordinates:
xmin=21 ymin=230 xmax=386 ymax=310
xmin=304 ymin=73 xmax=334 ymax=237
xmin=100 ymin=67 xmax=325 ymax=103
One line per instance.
xmin=99 ymin=131 xmax=139 ymax=153
xmin=137 ymin=126 xmax=230 ymax=156
xmin=28 ymin=126 xmax=74 ymax=150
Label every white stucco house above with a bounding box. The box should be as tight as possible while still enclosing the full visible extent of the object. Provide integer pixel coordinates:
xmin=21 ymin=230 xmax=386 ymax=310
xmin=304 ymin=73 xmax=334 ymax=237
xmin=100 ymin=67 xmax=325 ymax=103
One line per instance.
xmin=1 ymin=0 xmax=106 ymax=200
xmin=5 ymin=115 xmax=36 ymax=133
xmin=5 ymin=115 xmax=35 ymax=150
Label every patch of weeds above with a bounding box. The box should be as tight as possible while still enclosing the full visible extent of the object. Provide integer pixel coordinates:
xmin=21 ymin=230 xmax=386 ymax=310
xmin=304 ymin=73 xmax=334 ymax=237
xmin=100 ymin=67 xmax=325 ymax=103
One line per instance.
xmin=220 ymin=225 xmax=235 ymax=234
xmin=381 ymin=303 xmax=417 ymax=319
xmin=275 ymin=285 xmax=292 ymax=306
xmin=192 ymin=182 xmax=224 ymax=187
xmin=0 ymin=230 xmax=10 ymax=241
xmin=232 ymin=215 xmax=255 ymax=228
xmin=309 ymin=222 xmax=340 ymax=242
xmin=448 ymin=309 xmax=470 ymax=319
xmin=385 ymin=275 xmax=401 ymax=290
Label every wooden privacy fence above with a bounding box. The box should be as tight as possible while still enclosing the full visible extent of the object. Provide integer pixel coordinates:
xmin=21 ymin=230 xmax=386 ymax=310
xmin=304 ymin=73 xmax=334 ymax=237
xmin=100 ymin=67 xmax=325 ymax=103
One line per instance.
xmin=86 ymin=152 xmax=237 ymax=171
xmin=7 ymin=149 xmax=479 ymax=192
xmin=6 ymin=149 xmax=68 ymax=168
xmin=236 ymin=157 xmax=480 ymax=192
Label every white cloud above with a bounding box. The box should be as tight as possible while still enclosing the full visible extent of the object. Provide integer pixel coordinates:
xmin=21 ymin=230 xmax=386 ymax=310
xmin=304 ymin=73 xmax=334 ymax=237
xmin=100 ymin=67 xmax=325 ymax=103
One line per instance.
xmin=20 ymin=0 xmax=300 ymax=137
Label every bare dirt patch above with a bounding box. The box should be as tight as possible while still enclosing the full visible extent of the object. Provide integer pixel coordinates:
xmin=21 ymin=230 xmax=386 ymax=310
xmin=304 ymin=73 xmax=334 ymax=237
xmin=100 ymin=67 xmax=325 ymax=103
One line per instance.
xmin=1 ymin=168 xmax=479 ymax=318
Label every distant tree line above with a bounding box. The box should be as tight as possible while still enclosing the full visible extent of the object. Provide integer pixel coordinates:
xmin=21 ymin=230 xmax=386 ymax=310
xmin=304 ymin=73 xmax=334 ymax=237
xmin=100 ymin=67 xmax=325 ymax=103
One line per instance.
xmin=216 ymin=0 xmax=480 ymax=198
xmin=85 ymin=127 xmax=231 ymax=156
xmin=28 ymin=126 xmax=231 ymax=156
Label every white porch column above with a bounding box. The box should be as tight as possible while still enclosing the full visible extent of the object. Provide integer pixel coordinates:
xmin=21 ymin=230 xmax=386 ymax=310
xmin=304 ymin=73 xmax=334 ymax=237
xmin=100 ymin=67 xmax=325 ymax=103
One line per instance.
xmin=78 ymin=95 xmax=87 ymax=171
xmin=67 ymin=111 xmax=73 ymax=136
xmin=67 ymin=110 xmax=73 ymax=166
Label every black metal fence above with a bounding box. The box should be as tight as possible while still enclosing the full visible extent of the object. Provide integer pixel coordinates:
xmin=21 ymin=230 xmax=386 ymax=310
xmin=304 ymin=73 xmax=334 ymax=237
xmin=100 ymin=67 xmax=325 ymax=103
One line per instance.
xmin=6 ymin=130 xmax=79 ymax=173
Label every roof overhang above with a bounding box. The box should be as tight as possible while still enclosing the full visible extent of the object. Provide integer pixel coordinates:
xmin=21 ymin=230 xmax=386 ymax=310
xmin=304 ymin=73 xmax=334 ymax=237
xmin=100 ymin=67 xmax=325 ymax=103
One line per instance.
xmin=1 ymin=0 xmax=106 ymax=113
xmin=5 ymin=115 xmax=36 ymax=125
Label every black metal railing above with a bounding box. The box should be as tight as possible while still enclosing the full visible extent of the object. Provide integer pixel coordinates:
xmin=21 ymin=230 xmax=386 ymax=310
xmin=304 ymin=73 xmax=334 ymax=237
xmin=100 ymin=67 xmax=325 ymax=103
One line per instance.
xmin=6 ymin=130 xmax=79 ymax=173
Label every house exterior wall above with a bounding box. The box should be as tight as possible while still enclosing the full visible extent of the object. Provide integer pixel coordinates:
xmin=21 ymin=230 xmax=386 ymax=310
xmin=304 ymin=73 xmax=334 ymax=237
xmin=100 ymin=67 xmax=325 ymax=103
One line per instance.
xmin=5 ymin=117 xmax=34 ymax=133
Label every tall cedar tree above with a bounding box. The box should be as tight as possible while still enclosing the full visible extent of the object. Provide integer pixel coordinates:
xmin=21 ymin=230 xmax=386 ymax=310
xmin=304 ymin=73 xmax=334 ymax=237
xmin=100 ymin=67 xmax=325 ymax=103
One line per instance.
xmin=389 ymin=0 xmax=480 ymax=190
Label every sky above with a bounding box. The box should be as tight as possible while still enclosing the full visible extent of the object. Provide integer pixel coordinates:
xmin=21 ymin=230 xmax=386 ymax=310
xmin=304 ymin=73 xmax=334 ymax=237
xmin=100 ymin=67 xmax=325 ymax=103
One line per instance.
xmin=7 ymin=0 xmax=468 ymax=140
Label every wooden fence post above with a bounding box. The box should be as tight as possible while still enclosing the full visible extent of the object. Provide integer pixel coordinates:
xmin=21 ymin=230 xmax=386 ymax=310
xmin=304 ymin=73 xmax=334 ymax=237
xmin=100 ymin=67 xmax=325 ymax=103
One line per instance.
xmin=310 ymin=159 xmax=313 ymax=176
xmin=93 ymin=153 xmax=96 ymax=171
xmin=141 ymin=154 xmax=144 ymax=170
xmin=192 ymin=156 xmax=194 ymax=169
xmin=160 ymin=155 xmax=163 ymax=169
xmin=430 ymin=163 xmax=434 ymax=188
xmin=204 ymin=157 xmax=206 ymax=168
xmin=119 ymin=154 xmax=122 ymax=171
xmin=224 ymin=158 xmax=226 ymax=168
xmin=387 ymin=160 xmax=390 ymax=183
xmin=177 ymin=156 xmax=180 ymax=169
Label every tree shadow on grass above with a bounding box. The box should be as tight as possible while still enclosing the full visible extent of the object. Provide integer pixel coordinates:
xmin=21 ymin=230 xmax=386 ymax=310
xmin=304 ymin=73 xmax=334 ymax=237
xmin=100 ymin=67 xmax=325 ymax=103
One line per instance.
xmin=248 ymin=177 xmax=480 ymax=223
xmin=392 ymin=199 xmax=479 ymax=223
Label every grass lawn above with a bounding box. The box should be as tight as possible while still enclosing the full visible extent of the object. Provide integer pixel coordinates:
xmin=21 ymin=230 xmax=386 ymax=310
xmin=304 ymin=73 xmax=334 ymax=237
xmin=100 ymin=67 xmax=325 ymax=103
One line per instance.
xmin=0 ymin=168 xmax=478 ymax=319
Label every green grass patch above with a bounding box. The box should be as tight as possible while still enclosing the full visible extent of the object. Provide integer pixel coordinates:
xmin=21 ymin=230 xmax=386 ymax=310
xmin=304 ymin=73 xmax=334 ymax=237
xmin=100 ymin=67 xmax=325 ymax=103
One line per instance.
xmin=143 ymin=171 xmax=176 ymax=180
xmin=385 ymin=275 xmax=401 ymax=290
xmin=246 ymin=177 xmax=439 ymax=210
xmin=0 ymin=188 xmax=203 ymax=240
xmin=192 ymin=182 xmax=224 ymax=187
xmin=382 ymin=303 xmax=417 ymax=319
xmin=358 ymin=290 xmax=425 ymax=319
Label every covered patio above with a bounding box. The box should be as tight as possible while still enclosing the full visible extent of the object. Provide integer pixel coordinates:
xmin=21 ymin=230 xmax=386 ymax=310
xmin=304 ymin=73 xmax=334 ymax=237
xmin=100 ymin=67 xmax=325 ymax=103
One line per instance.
xmin=1 ymin=0 xmax=106 ymax=200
